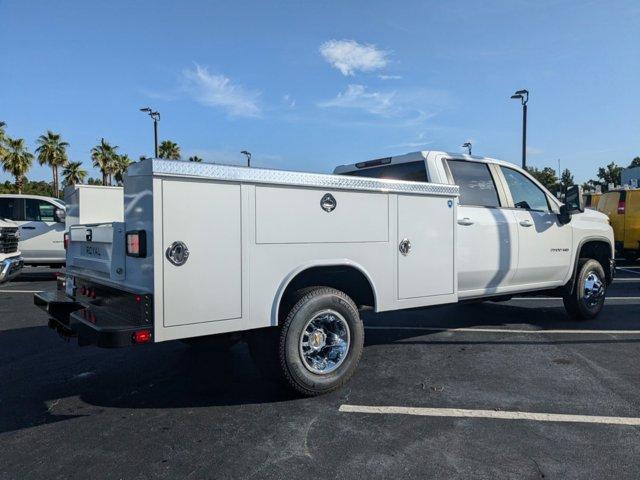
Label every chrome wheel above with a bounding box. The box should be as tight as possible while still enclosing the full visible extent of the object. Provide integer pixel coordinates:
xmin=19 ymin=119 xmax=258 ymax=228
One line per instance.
xmin=583 ymin=270 xmax=604 ymax=308
xmin=299 ymin=309 xmax=350 ymax=375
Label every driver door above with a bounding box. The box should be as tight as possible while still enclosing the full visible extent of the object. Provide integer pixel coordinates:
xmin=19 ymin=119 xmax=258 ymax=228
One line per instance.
xmin=498 ymin=167 xmax=572 ymax=286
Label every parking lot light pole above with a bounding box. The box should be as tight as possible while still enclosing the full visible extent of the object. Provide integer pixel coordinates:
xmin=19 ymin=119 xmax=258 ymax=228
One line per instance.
xmin=510 ymin=89 xmax=529 ymax=170
xmin=140 ymin=107 xmax=161 ymax=158
xmin=462 ymin=142 xmax=472 ymax=155
xmin=241 ymin=150 xmax=251 ymax=168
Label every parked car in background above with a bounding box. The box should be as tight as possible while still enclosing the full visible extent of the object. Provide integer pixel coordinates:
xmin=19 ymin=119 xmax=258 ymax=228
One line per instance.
xmin=597 ymin=188 xmax=640 ymax=261
xmin=583 ymin=192 xmax=601 ymax=210
xmin=0 ymin=217 xmax=23 ymax=283
xmin=0 ymin=195 xmax=66 ymax=267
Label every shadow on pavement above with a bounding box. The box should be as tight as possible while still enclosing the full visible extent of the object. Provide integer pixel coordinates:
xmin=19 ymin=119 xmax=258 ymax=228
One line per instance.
xmin=2 ymin=302 xmax=639 ymax=434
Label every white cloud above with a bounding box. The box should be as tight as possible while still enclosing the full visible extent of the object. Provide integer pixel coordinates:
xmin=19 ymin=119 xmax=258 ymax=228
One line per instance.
xmin=182 ymin=65 xmax=261 ymax=117
xmin=319 ymin=40 xmax=390 ymax=76
xmin=318 ymin=84 xmax=395 ymax=115
xmin=283 ymin=94 xmax=296 ymax=108
xmin=318 ymin=84 xmax=451 ymax=121
xmin=378 ymin=74 xmax=402 ymax=80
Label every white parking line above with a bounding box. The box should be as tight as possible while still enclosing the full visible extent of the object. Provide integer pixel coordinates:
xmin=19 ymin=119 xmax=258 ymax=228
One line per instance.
xmin=339 ymin=404 xmax=640 ymax=426
xmin=509 ymin=296 xmax=639 ymax=301
xmin=613 ymin=278 xmax=640 ymax=282
xmin=0 ymin=290 xmax=43 ymax=293
xmin=365 ymin=326 xmax=640 ymax=334
xmin=618 ymin=267 xmax=640 ymax=276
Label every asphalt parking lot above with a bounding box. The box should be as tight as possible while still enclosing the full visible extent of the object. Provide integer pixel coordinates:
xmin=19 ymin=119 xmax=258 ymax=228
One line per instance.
xmin=1 ymin=264 xmax=640 ymax=479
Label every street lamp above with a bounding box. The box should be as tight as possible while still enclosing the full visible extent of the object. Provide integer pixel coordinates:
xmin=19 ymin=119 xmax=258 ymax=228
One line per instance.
xmin=140 ymin=107 xmax=161 ymax=158
xmin=462 ymin=142 xmax=472 ymax=155
xmin=510 ymin=89 xmax=529 ymax=169
xmin=241 ymin=150 xmax=251 ymax=168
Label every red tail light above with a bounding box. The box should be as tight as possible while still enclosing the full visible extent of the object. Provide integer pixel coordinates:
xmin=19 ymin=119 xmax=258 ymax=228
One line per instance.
xmin=64 ymin=232 xmax=70 ymax=249
xmin=617 ymin=200 xmax=626 ymax=214
xmin=132 ymin=330 xmax=152 ymax=344
xmin=126 ymin=230 xmax=147 ymax=258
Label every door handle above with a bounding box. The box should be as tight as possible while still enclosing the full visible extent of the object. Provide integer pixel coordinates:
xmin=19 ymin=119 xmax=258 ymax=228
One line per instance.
xmin=457 ymin=217 xmax=474 ymax=226
xmin=21 ymin=226 xmax=36 ymax=230
xmin=519 ymin=220 xmax=533 ymax=227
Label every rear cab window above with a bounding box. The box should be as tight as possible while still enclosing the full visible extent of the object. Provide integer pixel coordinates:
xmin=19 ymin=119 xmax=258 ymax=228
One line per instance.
xmin=0 ymin=197 xmax=24 ymax=221
xmin=342 ymin=161 xmax=428 ymax=182
xmin=446 ymin=160 xmax=500 ymax=207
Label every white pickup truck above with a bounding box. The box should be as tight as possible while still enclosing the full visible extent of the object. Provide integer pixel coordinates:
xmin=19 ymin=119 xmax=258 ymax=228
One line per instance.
xmin=0 ymin=217 xmax=23 ymax=283
xmin=35 ymin=151 xmax=614 ymax=395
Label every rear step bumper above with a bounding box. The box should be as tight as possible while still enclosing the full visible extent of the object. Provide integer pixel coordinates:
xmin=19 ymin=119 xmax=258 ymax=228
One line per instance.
xmin=34 ymin=291 xmax=153 ymax=348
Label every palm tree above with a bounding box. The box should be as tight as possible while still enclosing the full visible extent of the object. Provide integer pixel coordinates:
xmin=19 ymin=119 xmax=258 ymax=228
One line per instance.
xmin=188 ymin=155 xmax=203 ymax=162
xmin=158 ymin=140 xmax=181 ymax=160
xmin=62 ymin=161 xmax=87 ymax=186
xmin=0 ymin=121 xmax=7 ymax=160
xmin=114 ymin=154 xmax=133 ymax=185
xmin=35 ymin=130 xmax=69 ymax=198
xmin=91 ymin=139 xmax=118 ymax=185
xmin=2 ymin=137 xmax=33 ymax=193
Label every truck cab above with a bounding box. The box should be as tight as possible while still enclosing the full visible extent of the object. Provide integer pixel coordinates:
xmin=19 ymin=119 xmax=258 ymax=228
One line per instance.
xmin=0 ymin=194 xmax=66 ymax=266
xmin=336 ymin=151 xmax=615 ymax=300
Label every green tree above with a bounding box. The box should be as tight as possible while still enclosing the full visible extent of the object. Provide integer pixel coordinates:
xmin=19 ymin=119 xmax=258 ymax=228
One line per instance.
xmin=35 ymin=130 xmax=69 ymax=198
xmin=559 ymin=168 xmax=575 ymax=193
xmin=629 ymin=157 xmax=640 ymax=168
xmin=1 ymin=137 xmax=34 ymax=193
xmin=62 ymin=161 xmax=88 ymax=187
xmin=158 ymin=140 xmax=181 ymax=160
xmin=526 ymin=166 xmax=558 ymax=192
xmin=87 ymin=177 xmax=103 ymax=185
xmin=596 ymin=162 xmax=622 ymax=190
xmin=0 ymin=121 xmax=7 ymax=160
xmin=114 ymin=154 xmax=133 ymax=185
xmin=91 ymin=139 xmax=119 ymax=186
xmin=188 ymin=155 xmax=203 ymax=162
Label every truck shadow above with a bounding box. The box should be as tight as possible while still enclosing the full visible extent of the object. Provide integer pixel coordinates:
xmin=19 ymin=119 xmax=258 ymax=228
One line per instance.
xmin=2 ymin=302 xmax=639 ymax=434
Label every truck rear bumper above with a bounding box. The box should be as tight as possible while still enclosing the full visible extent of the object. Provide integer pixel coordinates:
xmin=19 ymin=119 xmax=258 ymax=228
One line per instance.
xmin=0 ymin=255 xmax=23 ymax=283
xmin=34 ymin=290 xmax=154 ymax=348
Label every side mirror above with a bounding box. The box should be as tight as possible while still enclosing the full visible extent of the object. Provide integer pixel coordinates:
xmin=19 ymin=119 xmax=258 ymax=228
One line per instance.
xmin=558 ymin=185 xmax=584 ymax=224
xmin=55 ymin=208 xmax=66 ymax=223
xmin=564 ymin=185 xmax=584 ymax=214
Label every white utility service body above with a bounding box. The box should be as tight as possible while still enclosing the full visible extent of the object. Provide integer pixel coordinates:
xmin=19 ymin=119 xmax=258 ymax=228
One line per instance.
xmin=36 ymin=151 xmax=615 ymax=395
xmin=64 ymin=185 xmax=124 ymax=230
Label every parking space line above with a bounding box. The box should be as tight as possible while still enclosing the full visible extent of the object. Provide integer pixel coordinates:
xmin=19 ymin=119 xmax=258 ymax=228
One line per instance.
xmin=618 ymin=267 xmax=640 ymax=276
xmin=509 ymin=296 xmax=639 ymax=300
xmin=365 ymin=326 xmax=640 ymax=334
xmin=613 ymin=278 xmax=640 ymax=282
xmin=0 ymin=290 xmax=43 ymax=293
xmin=339 ymin=405 xmax=640 ymax=426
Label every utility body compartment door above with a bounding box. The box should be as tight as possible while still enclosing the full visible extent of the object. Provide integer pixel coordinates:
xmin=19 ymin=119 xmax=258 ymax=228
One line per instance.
xmin=397 ymin=195 xmax=455 ymax=299
xmin=162 ymin=180 xmax=242 ymax=327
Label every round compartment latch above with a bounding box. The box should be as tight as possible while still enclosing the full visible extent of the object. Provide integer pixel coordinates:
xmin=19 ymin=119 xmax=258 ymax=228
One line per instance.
xmin=166 ymin=241 xmax=190 ymax=266
xmin=399 ymin=238 xmax=411 ymax=256
xmin=320 ymin=193 xmax=337 ymax=212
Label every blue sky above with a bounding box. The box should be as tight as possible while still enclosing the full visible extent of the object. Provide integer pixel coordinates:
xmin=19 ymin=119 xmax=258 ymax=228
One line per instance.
xmin=1 ymin=0 xmax=638 ymax=184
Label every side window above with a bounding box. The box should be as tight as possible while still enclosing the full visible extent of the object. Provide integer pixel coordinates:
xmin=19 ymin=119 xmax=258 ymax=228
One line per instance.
xmin=446 ymin=160 xmax=500 ymax=207
xmin=500 ymin=167 xmax=550 ymax=212
xmin=0 ymin=198 xmax=22 ymax=221
xmin=344 ymin=161 xmax=428 ymax=182
xmin=25 ymin=199 xmax=56 ymax=222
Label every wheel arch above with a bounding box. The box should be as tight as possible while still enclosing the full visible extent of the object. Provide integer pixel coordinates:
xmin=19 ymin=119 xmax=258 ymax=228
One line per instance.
xmin=272 ymin=260 xmax=379 ymax=326
xmin=568 ymin=237 xmax=614 ymax=289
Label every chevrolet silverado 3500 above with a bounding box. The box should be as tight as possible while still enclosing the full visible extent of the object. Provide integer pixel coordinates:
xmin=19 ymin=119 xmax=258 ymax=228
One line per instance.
xmin=35 ymin=151 xmax=615 ymax=395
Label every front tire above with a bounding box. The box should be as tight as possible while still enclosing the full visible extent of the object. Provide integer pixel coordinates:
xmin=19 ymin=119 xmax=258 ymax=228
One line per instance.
xmin=279 ymin=287 xmax=364 ymax=396
xmin=563 ymin=258 xmax=606 ymax=320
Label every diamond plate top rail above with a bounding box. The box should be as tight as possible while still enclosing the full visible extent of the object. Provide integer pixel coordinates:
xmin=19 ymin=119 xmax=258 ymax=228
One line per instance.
xmin=150 ymin=160 xmax=459 ymax=197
